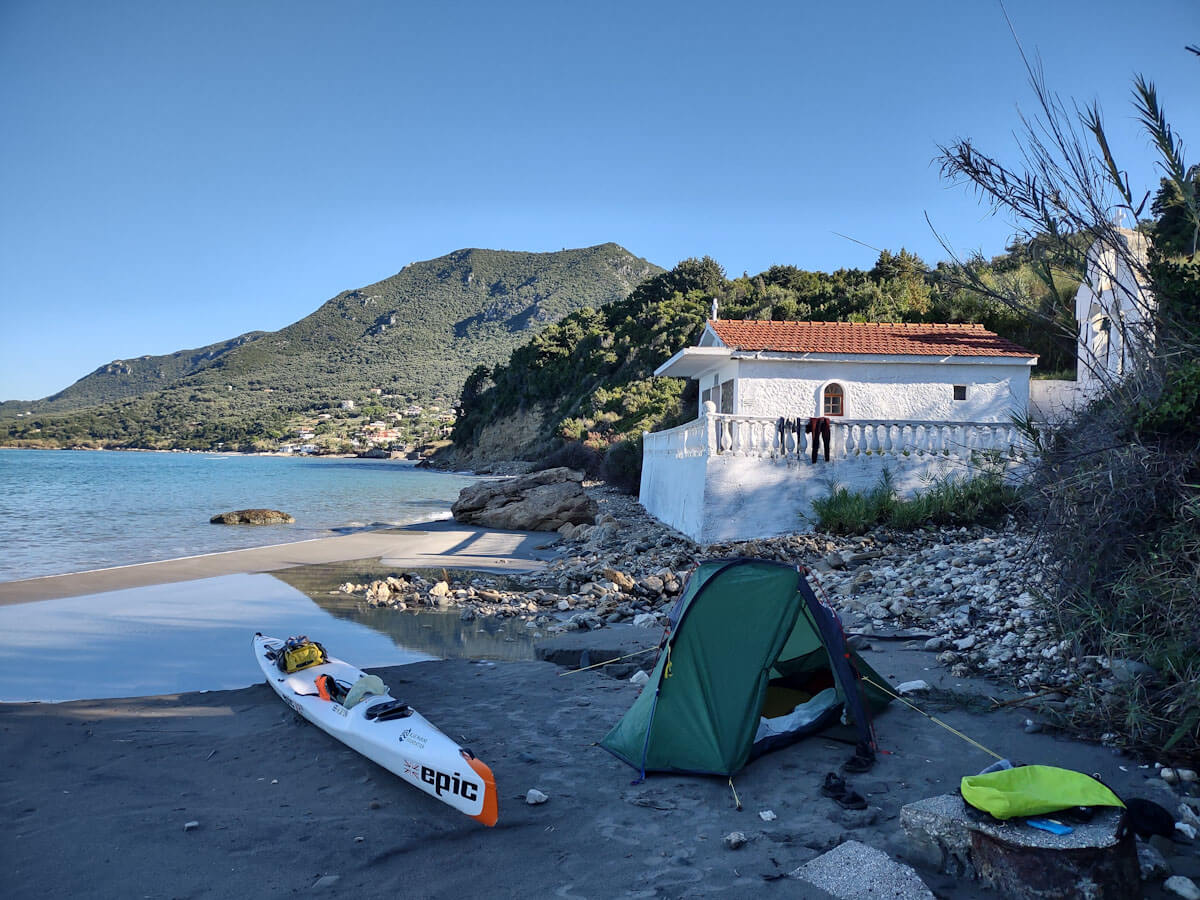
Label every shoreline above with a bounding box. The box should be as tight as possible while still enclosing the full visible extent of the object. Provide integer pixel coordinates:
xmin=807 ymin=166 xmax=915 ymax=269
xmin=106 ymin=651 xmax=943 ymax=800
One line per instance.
xmin=0 ymin=451 xmax=485 ymax=587
xmin=4 ymin=637 xmax=1193 ymax=899
xmin=4 ymin=478 xmax=1200 ymax=895
xmin=0 ymin=519 xmax=559 ymax=605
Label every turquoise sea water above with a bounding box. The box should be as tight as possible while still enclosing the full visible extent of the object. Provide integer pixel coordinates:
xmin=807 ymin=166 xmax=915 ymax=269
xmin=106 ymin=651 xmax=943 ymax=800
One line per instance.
xmin=0 ymin=450 xmax=548 ymax=702
xmin=0 ymin=449 xmax=478 ymax=582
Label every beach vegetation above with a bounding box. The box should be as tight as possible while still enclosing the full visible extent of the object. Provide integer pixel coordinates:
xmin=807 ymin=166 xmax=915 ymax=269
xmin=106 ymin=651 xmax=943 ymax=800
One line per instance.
xmin=937 ymin=48 xmax=1200 ymax=757
xmin=808 ymin=467 xmax=1019 ymax=535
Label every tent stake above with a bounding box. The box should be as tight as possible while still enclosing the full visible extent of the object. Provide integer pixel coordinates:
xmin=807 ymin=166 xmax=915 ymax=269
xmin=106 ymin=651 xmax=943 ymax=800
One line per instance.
xmin=728 ymin=777 xmax=743 ymax=811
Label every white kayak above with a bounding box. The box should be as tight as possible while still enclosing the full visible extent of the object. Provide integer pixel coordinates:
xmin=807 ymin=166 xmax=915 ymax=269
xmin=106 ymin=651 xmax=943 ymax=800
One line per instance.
xmin=253 ymin=633 xmax=498 ymax=827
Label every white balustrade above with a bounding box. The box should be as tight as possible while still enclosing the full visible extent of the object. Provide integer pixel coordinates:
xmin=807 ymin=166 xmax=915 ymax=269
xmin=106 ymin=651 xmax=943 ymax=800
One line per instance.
xmin=644 ymin=413 xmax=1029 ymax=462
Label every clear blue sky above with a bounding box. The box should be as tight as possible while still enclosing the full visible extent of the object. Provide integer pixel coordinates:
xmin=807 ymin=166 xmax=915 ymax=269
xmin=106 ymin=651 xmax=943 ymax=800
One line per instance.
xmin=1 ymin=0 xmax=1196 ymax=400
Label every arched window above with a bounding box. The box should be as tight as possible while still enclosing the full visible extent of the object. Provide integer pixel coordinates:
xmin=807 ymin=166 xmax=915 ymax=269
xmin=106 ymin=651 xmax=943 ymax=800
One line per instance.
xmin=823 ymin=383 xmax=844 ymax=416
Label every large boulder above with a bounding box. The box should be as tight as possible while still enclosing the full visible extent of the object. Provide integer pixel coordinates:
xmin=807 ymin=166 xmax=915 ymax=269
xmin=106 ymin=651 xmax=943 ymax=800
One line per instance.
xmin=451 ymin=467 xmax=597 ymax=532
xmin=210 ymin=509 xmax=295 ymax=525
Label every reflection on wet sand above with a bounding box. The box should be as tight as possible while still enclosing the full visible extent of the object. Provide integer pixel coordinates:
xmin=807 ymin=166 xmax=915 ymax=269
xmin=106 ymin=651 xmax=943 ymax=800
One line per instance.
xmin=270 ymin=559 xmax=540 ymax=663
xmin=0 ymin=559 xmax=543 ymax=702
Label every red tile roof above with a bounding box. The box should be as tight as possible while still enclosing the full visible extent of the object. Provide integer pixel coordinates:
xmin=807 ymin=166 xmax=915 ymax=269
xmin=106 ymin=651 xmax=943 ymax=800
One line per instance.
xmin=707 ymin=320 xmax=1037 ymax=358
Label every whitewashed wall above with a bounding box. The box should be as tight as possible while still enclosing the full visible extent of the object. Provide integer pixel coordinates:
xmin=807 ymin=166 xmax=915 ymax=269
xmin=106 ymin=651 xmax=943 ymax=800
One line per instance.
xmin=1074 ymin=232 xmax=1155 ymax=392
xmin=731 ymin=358 xmax=1029 ymax=422
xmin=641 ymin=444 xmax=977 ymax=543
xmin=638 ymin=438 xmax=709 ymax=539
xmin=1030 ymin=380 xmax=1086 ymax=424
xmin=699 ymin=453 xmax=966 ymax=542
xmin=640 ymin=410 xmax=1027 ymax=543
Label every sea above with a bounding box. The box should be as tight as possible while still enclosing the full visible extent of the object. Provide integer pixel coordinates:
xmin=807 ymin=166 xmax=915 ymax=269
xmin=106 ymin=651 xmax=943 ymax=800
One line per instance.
xmin=0 ymin=449 xmax=478 ymax=581
xmin=0 ymin=450 xmax=547 ymax=702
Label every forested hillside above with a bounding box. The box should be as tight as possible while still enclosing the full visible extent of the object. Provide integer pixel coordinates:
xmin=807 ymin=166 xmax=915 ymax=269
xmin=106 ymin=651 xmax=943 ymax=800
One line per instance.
xmin=0 ymin=332 xmax=267 ymax=418
xmin=450 ymin=243 xmax=1080 ymax=485
xmin=1 ymin=244 xmax=660 ymax=449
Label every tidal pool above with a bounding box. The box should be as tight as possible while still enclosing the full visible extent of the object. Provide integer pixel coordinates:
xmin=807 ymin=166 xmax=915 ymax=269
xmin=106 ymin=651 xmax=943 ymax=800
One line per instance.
xmin=0 ymin=568 xmax=540 ymax=703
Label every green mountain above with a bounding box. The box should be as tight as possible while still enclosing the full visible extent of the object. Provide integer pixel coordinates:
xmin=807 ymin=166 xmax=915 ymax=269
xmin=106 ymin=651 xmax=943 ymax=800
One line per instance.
xmin=1 ymin=243 xmax=661 ymax=449
xmin=0 ymin=332 xmax=268 ymax=417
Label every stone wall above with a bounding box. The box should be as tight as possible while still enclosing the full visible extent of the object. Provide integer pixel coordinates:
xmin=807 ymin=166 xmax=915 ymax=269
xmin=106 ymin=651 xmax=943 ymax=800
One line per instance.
xmin=642 ymin=446 xmax=972 ymax=543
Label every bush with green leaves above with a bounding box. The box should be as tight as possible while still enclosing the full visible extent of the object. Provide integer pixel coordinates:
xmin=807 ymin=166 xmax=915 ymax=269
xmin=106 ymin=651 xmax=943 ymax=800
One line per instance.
xmin=939 ymin=49 xmax=1200 ymax=757
xmin=809 ymin=466 xmax=1019 ymax=535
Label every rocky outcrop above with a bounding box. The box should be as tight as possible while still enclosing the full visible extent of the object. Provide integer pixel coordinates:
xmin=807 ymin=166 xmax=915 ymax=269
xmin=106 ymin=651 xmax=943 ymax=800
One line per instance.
xmin=451 ymin=467 xmax=596 ymax=531
xmin=446 ymin=405 xmax=550 ymax=469
xmin=209 ymin=509 xmax=295 ymax=525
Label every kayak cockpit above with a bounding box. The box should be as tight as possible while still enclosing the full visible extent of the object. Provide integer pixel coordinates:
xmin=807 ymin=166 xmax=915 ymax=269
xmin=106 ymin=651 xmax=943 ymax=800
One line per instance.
xmin=315 ymin=673 xmax=388 ymax=709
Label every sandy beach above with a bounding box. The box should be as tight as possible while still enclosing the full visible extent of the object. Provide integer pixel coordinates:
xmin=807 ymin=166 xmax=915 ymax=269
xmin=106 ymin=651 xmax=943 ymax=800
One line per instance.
xmin=5 ymin=628 xmax=1193 ymax=899
xmin=3 ymin=503 xmax=1198 ymax=898
xmin=0 ymin=520 xmax=559 ymax=605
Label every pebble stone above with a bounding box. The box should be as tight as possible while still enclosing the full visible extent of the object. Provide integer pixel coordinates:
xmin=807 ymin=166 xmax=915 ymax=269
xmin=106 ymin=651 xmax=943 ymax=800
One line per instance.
xmin=1166 ymin=875 xmax=1200 ymax=900
xmin=723 ymin=831 xmax=747 ymax=850
xmin=348 ymin=480 xmax=1169 ymax=761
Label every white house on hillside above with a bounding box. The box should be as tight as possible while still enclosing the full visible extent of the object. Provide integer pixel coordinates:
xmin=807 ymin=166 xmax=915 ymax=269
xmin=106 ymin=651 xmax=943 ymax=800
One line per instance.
xmin=640 ymin=320 xmax=1038 ymax=543
xmin=640 ymin=229 xmax=1158 ymax=543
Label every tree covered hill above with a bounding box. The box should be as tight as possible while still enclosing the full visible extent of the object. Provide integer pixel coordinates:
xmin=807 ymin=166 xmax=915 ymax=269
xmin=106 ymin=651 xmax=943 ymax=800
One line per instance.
xmin=449 ymin=244 xmax=1080 ymax=486
xmin=0 ymin=332 xmax=268 ymax=418
xmin=1 ymin=243 xmax=661 ymax=449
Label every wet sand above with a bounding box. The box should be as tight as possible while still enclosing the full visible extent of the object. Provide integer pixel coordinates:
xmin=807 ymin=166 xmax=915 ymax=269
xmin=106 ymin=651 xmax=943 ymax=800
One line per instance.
xmin=0 ymin=521 xmax=558 ymax=605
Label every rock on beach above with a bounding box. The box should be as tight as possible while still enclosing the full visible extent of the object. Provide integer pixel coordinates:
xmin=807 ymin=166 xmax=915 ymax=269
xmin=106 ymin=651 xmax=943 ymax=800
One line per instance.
xmin=450 ymin=467 xmax=596 ymax=531
xmin=209 ymin=508 xmax=294 ymax=525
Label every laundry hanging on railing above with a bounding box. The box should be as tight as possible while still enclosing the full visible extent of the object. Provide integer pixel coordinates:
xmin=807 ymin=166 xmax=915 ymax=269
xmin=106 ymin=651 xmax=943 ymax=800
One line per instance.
xmin=775 ymin=417 xmax=805 ymax=457
xmin=805 ymin=417 xmax=831 ymax=462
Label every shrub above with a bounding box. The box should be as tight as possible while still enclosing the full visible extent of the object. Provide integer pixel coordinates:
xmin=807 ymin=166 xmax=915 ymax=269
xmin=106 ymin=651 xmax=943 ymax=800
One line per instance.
xmin=1027 ymin=414 xmax=1200 ymax=757
xmin=889 ymin=470 xmax=1018 ymax=531
xmin=809 ymin=468 xmax=1019 ymax=535
xmin=808 ymin=481 xmax=897 ymax=535
xmin=600 ymin=435 xmax=643 ymax=494
xmin=535 ymin=440 xmax=603 ymax=477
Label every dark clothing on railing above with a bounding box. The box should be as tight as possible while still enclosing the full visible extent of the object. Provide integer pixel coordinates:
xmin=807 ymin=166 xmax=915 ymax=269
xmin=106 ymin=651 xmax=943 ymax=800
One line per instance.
xmin=776 ymin=417 xmax=804 ymax=456
xmin=805 ymin=417 xmax=831 ymax=463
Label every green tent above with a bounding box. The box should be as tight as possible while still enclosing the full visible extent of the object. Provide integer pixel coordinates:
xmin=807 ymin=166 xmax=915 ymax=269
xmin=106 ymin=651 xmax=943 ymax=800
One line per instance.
xmin=600 ymin=558 xmax=892 ymax=777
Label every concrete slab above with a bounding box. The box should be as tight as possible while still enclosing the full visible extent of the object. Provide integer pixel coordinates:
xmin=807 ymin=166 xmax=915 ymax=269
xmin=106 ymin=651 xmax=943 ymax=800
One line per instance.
xmin=792 ymin=839 xmax=934 ymax=899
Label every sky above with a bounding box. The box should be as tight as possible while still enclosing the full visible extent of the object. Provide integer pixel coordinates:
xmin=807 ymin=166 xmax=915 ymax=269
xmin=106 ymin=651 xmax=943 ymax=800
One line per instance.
xmin=1 ymin=1 xmax=1197 ymax=401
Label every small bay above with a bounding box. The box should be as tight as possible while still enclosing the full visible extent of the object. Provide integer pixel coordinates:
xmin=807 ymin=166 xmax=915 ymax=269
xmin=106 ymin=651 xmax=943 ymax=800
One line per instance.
xmin=0 ymin=449 xmax=478 ymax=582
